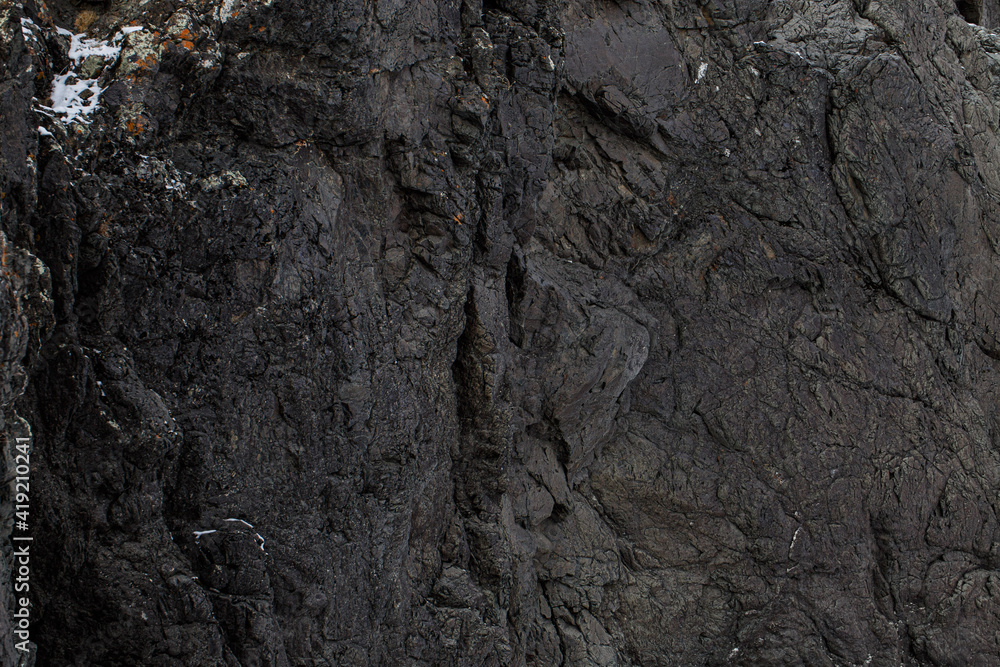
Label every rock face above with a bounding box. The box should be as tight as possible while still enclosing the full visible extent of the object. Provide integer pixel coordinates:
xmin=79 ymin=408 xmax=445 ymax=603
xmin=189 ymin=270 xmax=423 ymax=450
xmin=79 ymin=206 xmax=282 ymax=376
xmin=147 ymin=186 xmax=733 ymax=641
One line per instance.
xmin=5 ymin=0 xmax=1000 ymax=664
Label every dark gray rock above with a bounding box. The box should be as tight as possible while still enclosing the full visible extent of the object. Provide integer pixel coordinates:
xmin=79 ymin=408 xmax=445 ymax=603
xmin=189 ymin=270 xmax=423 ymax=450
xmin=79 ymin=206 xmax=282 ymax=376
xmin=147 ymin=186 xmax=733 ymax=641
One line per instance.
xmin=2 ymin=0 xmax=1000 ymax=664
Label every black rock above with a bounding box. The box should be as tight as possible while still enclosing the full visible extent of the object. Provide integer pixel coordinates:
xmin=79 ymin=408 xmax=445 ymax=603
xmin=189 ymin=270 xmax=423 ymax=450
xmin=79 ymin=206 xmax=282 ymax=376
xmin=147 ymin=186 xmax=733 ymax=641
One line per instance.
xmin=2 ymin=0 xmax=1000 ymax=664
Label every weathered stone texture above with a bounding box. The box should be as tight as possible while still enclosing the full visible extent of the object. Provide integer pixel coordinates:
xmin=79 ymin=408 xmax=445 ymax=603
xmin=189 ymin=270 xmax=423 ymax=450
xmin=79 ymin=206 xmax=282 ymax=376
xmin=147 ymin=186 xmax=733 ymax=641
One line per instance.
xmin=2 ymin=0 xmax=1000 ymax=664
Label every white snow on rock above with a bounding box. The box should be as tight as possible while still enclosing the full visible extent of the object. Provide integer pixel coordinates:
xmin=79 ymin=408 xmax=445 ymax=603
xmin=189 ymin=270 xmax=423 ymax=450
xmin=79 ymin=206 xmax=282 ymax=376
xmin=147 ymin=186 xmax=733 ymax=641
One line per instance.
xmin=39 ymin=26 xmax=144 ymax=125
xmin=42 ymin=74 xmax=104 ymax=125
xmin=116 ymin=26 xmax=145 ymax=39
xmin=21 ymin=18 xmax=36 ymax=39
xmin=695 ymin=62 xmax=708 ymax=83
xmin=67 ymin=33 xmax=122 ymax=63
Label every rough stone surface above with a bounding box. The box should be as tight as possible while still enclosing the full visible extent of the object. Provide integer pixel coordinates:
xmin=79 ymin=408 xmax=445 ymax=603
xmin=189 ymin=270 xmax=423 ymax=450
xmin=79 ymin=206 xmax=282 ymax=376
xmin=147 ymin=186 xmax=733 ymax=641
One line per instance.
xmin=3 ymin=0 xmax=1000 ymax=664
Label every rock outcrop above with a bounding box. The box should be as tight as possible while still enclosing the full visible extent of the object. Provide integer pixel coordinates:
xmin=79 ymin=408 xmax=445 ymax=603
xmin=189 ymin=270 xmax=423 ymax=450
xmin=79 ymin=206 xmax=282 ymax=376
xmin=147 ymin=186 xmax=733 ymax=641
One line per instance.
xmin=3 ymin=0 xmax=1000 ymax=664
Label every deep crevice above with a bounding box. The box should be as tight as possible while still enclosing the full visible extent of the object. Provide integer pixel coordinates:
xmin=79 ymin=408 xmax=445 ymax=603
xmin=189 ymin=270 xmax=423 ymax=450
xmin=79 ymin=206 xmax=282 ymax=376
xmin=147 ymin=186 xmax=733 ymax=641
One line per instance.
xmin=505 ymin=251 xmax=526 ymax=346
xmin=957 ymin=0 xmax=981 ymax=24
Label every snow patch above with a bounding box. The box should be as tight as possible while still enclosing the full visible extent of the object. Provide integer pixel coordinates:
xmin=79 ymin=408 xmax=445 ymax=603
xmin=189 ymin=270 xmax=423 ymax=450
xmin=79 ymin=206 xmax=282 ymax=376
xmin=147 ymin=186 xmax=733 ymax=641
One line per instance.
xmin=193 ymin=529 xmax=217 ymax=539
xmin=41 ymin=74 xmax=103 ymax=124
xmin=224 ymin=518 xmax=254 ymax=529
xmin=20 ymin=18 xmax=37 ymax=39
xmin=695 ymin=62 xmax=708 ymax=83
xmin=115 ymin=26 xmax=145 ymax=41
xmin=37 ymin=126 xmax=53 ymax=137
xmin=40 ymin=26 xmax=144 ymax=125
xmin=66 ymin=26 xmax=143 ymax=62
xmin=68 ymin=34 xmax=122 ymax=63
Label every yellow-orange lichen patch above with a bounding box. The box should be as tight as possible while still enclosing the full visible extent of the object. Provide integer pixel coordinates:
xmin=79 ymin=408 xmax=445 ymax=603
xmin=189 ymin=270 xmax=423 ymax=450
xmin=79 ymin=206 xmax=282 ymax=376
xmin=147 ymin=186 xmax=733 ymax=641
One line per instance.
xmin=125 ymin=117 xmax=146 ymax=135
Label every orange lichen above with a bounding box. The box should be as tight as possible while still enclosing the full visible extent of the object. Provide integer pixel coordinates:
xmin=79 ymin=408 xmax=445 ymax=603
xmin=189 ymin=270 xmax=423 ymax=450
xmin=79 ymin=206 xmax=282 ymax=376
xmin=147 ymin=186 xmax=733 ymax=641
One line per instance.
xmin=125 ymin=117 xmax=146 ymax=135
xmin=181 ymin=40 xmax=195 ymax=50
